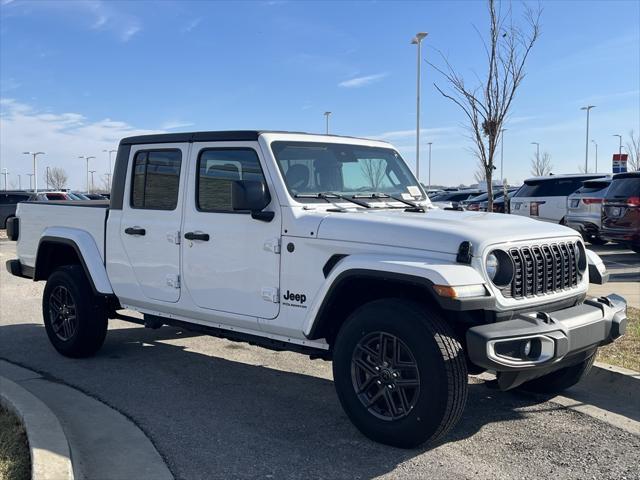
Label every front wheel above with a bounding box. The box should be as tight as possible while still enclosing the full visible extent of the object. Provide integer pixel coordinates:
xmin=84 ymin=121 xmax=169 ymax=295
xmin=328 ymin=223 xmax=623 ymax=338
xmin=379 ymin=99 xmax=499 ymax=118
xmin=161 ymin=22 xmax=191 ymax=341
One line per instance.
xmin=332 ymin=299 xmax=468 ymax=448
xmin=42 ymin=265 xmax=108 ymax=358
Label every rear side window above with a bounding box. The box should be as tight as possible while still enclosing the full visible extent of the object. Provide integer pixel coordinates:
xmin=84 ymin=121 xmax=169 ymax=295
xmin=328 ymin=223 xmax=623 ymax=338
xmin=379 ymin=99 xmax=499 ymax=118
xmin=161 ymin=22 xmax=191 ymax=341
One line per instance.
xmin=131 ymin=150 xmax=182 ymax=210
xmin=575 ymin=181 xmax=610 ymax=195
xmin=606 ymin=177 xmax=640 ymax=198
xmin=515 ymin=178 xmax=590 ymax=197
xmin=197 ymin=148 xmax=265 ymax=212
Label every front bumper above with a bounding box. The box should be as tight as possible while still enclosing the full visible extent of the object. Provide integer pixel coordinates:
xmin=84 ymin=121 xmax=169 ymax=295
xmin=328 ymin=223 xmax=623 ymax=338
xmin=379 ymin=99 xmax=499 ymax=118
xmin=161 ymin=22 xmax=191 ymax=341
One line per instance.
xmin=466 ymin=294 xmax=627 ymax=374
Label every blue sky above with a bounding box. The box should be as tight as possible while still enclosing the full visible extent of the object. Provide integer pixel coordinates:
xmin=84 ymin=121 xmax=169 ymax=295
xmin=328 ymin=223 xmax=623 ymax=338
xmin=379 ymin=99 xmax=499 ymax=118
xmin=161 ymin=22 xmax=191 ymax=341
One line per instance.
xmin=1 ymin=0 xmax=638 ymax=190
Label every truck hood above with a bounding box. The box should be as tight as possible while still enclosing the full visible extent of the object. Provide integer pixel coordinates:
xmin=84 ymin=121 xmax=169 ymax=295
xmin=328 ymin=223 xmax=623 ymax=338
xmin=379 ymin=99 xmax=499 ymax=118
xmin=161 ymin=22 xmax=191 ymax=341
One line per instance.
xmin=316 ymin=208 xmax=579 ymax=255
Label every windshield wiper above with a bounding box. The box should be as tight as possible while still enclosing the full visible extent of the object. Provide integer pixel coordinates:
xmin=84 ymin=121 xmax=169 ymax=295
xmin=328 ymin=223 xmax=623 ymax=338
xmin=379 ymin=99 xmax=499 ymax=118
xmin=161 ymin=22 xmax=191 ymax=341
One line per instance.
xmin=293 ymin=193 xmax=371 ymax=209
xmin=353 ymin=193 xmax=425 ymax=212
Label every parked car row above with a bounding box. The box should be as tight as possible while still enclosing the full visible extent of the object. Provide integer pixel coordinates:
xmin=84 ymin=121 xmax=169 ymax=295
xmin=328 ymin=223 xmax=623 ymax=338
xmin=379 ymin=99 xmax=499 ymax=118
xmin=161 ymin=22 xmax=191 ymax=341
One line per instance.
xmin=428 ymin=172 xmax=638 ymax=253
xmin=0 ymin=190 xmax=108 ymax=229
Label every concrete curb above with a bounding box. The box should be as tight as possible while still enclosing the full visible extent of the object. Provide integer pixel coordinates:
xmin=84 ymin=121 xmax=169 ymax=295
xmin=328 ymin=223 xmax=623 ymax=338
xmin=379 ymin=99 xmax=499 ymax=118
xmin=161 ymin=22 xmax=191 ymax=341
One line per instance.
xmin=548 ymin=362 xmax=640 ymax=436
xmin=0 ymin=376 xmax=74 ymax=480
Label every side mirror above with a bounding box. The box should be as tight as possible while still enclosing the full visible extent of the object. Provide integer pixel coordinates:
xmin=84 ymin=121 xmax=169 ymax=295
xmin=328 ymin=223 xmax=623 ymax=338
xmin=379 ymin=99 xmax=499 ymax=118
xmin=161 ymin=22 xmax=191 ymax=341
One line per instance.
xmin=232 ymin=180 xmax=274 ymax=221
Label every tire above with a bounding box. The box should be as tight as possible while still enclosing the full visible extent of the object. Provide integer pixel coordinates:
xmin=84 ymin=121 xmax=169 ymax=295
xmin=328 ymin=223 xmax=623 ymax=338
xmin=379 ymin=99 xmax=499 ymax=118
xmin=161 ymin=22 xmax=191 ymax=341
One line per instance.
xmin=332 ymin=298 xmax=468 ymax=448
xmin=632 ymin=245 xmax=640 ymax=255
xmin=518 ymin=353 xmax=595 ymax=394
xmin=587 ymin=236 xmax=608 ymax=246
xmin=42 ymin=265 xmax=108 ymax=358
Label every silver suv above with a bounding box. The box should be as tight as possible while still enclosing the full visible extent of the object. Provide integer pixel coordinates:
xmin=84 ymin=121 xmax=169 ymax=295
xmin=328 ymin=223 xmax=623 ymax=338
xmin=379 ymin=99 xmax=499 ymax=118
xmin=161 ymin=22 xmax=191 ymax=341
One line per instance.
xmin=566 ymin=177 xmax=611 ymax=245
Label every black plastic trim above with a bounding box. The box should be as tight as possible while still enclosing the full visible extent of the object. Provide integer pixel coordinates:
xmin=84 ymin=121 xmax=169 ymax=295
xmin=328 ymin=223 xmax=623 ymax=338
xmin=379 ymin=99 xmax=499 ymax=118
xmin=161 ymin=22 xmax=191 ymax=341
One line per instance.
xmin=5 ymin=259 xmax=33 ymax=279
xmin=322 ymin=254 xmax=348 ymax=277
xmin=110 ymin=144 xmax=131 ymax=210
xmin=112 ymin=313 xmax=330 ymax=359
xmin=6 ymin=216 xmax=19 ymax=241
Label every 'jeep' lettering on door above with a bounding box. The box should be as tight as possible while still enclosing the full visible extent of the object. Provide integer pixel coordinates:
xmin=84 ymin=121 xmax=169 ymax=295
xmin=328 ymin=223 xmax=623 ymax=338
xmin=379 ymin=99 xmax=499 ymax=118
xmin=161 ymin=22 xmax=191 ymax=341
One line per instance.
xmin=283 ymin=290 xmax=307 ymax=304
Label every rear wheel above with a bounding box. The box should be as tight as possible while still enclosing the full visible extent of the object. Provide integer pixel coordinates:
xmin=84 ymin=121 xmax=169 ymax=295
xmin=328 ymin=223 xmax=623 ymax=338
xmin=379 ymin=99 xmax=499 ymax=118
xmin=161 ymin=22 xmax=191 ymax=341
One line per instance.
xmin=586 ymin=236 xmax=608 ymax=246
xmin=42 ymin=265 xmax=107 ymax=358
xmin=632 ymin=245 xmax=640 ymax=254
xmin=518 ymin=353 xmax=595 ymax=394
xmin=332 ymin=299 xmax=468 ymax=448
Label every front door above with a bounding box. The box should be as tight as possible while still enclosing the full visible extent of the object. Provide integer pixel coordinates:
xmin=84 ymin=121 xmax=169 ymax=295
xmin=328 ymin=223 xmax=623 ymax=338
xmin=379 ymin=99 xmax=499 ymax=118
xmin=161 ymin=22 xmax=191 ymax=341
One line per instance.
xmin=119 ymin=144 xmax=187 ymax=303
xmin=181 ymin=142 xmax=281 ymax=319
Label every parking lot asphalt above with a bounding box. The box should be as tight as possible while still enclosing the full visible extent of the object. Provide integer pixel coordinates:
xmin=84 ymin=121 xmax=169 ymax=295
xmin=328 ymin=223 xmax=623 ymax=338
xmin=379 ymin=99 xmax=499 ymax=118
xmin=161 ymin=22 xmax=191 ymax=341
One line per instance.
xmin=1 ymin=238 xmax=639 ymax=480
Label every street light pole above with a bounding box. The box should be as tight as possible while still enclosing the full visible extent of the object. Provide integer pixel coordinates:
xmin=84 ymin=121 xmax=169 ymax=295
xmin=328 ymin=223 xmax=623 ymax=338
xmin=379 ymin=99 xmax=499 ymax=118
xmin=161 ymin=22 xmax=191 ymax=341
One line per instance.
xmin=323 ymin=112 xmax=332 ymax=135
xmin=18 ymin=174 xmax=21 ymax=190
xmin=46 ymin=166 xmax=50 ymax=190
xmin=411 ymin=31 xmax=428 ymax=181
xmin=1 ymin=168 xmax=7 ymax=191
xmin=613 ymin=134 xmax=622 ymax=158
xmin=103 ymin=149 xmax=117 ymax=190
xmin=22 ymin=152 xmax=45 ymax=193
xmin=531 ymin=142 xmax=540 ymax=160
xmin=427 ymin=142 xmax=433 ymax=192
xmin=580 ymin=105 xmax=595 ymax=173
xmin=27 ymin=173 xmax=34 ymax=191
xmin=591 ymin=140 xmax=598 ymax=172
xmin=79 ymin=156 xmax=96 ymax=193
xmin=89 ymin=170 xmax=96 ymax=193
xmin=500 ymin=128 xmax=507 ymax=183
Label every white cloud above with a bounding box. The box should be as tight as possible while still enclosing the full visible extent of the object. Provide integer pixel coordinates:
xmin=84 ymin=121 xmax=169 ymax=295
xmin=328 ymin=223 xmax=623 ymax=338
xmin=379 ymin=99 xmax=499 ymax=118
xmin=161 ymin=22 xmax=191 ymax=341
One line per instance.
xmin=338 ymin=73 xmax=388 ymax=88
xmin=0 ymin=98 xmax=161 ymax=190
xmin=369 ymin=126 xmax=459 ymax=141
xmin=160 ymin=120 xmax=194 ymax=130
xmin=183 ymin=18 xmax=202 ymax=33
xmin=2 ymin=0 xmax=142 ymax=43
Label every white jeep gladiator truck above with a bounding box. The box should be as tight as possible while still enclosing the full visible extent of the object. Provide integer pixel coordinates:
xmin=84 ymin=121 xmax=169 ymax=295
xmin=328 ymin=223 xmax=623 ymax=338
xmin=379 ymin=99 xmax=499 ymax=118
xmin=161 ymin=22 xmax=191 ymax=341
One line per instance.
xmin=6 ymin=131 xmax=628 ymax=448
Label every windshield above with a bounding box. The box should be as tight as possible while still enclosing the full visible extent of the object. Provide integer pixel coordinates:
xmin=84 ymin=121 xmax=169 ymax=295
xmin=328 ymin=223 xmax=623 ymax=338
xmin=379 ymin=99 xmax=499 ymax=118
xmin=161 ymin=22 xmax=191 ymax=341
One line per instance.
xmin=271 ymin=141 xmax=425 ymax=202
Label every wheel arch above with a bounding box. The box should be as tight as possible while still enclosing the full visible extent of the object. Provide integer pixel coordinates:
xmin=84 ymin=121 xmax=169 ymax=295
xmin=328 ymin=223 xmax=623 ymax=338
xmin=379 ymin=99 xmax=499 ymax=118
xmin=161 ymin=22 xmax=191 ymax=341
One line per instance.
xmin=35 ymin=230 xmax=113 ymax=295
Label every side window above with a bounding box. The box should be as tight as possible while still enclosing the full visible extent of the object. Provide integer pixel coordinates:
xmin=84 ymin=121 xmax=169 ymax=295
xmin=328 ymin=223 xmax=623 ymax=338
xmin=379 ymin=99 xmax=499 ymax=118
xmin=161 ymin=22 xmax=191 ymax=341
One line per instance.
xmin=197 ymin=148 xmax=266 ymax=212
xmin=0 ymin=194 xmax=8 ymax=204
xmin=130 ymin=150 xmax=182 ymax=210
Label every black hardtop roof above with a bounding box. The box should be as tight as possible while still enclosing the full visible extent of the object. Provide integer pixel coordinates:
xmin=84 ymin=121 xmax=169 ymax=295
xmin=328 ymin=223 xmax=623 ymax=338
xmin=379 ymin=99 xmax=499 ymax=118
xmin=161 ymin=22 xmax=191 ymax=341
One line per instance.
xmin=119 ymin=130 xmax=377 ymax=146
xmin=612 ymin=171 xmax=640 ymax=179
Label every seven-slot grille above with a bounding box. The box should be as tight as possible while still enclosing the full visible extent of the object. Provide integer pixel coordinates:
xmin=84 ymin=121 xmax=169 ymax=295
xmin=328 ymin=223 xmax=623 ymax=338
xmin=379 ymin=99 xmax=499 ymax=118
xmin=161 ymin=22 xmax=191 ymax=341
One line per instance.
xmin=502 ymin=242 xmax=580 ymax=299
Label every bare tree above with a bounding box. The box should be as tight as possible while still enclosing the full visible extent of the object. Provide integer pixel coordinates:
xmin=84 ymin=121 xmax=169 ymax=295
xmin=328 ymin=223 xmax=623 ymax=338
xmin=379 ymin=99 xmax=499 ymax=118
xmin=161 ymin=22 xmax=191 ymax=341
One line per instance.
xmin=474 ymin=160 xmax=487 ymax=183
xmin=429 ymin=0 xmax=541 ymax=211
xmin=531 ymin=151 xmax=552 ymax=176
xmin=626 ymin=130 xmax=639 ymax=171
xmin=45 ymin=167 xmax=68 ymax=190
xmin=360 ymin=158 xmax=386 ymax=190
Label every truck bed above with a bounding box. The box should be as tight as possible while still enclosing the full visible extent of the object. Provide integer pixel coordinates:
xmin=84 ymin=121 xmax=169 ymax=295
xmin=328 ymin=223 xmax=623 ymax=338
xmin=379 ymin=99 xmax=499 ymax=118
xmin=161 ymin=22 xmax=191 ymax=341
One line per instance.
xmin=16 ymin=201 xmax=110 ymax=269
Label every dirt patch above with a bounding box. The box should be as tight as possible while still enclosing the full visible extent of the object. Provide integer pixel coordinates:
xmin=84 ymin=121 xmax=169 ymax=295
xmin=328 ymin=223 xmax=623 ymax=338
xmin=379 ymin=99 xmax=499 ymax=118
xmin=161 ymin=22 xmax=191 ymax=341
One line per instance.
xmin=0 ymin=405 xmax=30 ymax=480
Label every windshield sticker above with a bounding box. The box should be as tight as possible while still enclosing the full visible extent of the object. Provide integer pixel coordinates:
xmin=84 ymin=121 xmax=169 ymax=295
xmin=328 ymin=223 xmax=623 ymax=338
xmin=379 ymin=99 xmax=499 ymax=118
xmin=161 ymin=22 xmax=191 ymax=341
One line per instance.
xmin=401 ymin=193 xmax=413 ymax=200
xmin=407 ymin=186 xmax=421 ymax=197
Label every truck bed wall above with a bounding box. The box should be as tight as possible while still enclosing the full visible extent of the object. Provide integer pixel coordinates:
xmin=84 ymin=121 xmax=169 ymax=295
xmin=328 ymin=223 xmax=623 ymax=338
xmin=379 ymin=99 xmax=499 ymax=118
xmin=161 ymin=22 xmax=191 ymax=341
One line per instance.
xmin=16 ymin=202 xmax=108 ymax=268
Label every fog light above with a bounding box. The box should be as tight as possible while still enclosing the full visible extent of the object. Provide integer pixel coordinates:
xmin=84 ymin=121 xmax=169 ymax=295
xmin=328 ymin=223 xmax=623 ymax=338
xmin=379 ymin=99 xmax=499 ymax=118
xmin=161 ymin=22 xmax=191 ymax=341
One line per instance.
xmin=522 ymin=340 xmax=532 ymax=357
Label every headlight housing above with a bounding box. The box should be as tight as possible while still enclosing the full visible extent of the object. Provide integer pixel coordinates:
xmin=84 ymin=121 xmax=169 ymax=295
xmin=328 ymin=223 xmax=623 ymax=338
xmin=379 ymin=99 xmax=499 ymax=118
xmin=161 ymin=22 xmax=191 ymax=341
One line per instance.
xmin=486 ymin=253 xmax=499 ymax=280
xmin=485 ymin=249 xmax=514 ymax=287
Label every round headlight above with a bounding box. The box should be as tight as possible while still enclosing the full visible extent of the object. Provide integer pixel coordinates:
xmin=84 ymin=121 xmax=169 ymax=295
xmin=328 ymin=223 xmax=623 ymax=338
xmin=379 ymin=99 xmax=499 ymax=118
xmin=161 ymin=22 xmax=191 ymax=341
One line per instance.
xmin=486 ymin=249 xmax=515 ymax=287
xmin=486 ymin=253 xmax=499 ymax=280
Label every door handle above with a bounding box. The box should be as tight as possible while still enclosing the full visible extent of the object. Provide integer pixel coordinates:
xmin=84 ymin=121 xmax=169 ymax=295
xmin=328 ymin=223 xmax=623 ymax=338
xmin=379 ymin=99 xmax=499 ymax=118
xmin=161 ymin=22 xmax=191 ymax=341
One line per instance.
xmin=184 ymin=231 xmax=210 ymax=241
xmin=125 ymin=227 xmax=146 ymax=236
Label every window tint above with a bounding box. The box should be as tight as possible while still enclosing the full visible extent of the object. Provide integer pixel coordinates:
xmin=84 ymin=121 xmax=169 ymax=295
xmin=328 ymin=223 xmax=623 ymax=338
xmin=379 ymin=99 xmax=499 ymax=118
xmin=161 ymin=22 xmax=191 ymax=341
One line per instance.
xmin=606 ymin=177 xmax=640 ymax=198
xmin=197 ymin=148 xmax=265 ymax=212
xmin=0 ymin=194 xmax=9 ymax=204
xmin=131 ymin=150 xmax=182 ymax=210
xmin=575 ymin=181 xmax=610 ymax=194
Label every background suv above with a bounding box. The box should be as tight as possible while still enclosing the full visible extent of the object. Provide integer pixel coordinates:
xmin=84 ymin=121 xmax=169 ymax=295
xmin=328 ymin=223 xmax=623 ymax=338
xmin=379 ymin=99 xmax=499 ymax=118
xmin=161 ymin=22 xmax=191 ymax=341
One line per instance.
xmin=566 ymin=177 xmax=611 ymax=245
xmin=510 ymin=174 xmax=604 ymax=223
xmin=0 ymin=191 xmax=31 ymax=229
xmin=601 ymin=172 xmax=640 ymax=254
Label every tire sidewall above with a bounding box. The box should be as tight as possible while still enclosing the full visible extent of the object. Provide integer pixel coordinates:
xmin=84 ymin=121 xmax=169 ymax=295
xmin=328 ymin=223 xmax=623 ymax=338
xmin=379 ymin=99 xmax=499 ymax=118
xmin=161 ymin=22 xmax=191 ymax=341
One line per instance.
xmin=333 ymin=299 xmax=461 ymax=447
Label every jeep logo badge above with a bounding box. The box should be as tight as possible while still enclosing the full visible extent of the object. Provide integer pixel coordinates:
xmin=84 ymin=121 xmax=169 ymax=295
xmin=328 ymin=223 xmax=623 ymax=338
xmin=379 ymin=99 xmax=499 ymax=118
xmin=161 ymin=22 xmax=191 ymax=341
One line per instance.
xmin=283 ymin=290 xmax=306 ymax=304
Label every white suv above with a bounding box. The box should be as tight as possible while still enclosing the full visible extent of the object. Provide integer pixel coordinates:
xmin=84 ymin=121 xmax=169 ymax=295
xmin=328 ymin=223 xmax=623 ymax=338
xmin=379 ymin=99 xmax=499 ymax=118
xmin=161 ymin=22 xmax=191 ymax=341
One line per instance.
xmin=510 ymin=174 xmax=605 ymax=224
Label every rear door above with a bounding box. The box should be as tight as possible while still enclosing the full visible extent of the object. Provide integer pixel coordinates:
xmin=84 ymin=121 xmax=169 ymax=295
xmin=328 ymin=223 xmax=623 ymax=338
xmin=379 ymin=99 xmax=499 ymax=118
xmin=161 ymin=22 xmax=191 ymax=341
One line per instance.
xmin=181 ymin=142 xmax=281 ymax=321
xmin=119 ymin=144 xmax=188 ymax=303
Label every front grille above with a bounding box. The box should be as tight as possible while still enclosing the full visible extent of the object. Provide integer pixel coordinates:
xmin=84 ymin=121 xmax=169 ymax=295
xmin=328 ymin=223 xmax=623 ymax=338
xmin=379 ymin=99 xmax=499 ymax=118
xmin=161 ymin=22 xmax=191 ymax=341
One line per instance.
xmin=502 ymin=242 xmax=579 ymax=299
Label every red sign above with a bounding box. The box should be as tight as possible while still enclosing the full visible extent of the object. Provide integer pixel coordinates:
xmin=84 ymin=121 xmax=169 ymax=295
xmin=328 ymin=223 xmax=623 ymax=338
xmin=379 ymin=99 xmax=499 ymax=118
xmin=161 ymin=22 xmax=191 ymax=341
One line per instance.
xmin=613 ymin=153 xmax=628 ymax=173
